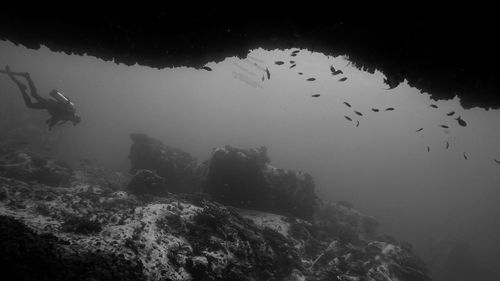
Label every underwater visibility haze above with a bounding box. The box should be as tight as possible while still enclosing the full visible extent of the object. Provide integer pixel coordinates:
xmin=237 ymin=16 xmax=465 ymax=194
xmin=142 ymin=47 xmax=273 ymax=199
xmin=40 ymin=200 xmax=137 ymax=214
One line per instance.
xmin=1 ymin=39 xmax=500 ymax=281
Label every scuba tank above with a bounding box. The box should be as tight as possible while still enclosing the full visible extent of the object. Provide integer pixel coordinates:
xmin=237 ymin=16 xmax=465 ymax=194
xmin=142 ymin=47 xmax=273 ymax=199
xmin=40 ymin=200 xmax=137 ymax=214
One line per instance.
xmin=50 ymin=90 xmax=76 ymax=112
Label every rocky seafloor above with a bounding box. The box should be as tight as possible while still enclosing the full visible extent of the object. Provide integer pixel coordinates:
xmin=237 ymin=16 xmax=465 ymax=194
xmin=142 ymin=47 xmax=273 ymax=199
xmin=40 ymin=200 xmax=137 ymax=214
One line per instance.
xmin=0 ymin=134 xmax=432 ymax=281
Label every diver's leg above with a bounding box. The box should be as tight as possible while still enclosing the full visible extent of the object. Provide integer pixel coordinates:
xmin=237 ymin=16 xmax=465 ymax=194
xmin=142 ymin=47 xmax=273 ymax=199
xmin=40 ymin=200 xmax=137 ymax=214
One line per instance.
xmin=4 ymin=69 xmax=45 ymax=109
xmin=4 ymin=68 xmax=29 ymax=93
xmin=18 ymin=72 xmax=43 ymax=101
xmin=20 ymin=91 xmax=45 ymax=109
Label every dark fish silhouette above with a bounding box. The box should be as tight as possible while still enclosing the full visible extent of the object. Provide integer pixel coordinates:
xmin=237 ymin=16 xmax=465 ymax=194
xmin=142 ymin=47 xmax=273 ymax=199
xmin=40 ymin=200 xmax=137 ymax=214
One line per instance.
xmin=356 ymin=120 xmax=360 ymax=127
xmin=266 ymin=68 xmax=270 ymax=79
xmin=262 ymin=75 xmax=265 ymax=81
xmin=291 ymin=53 xmax=297 ymax=57
xmin=275 ymin=61 xmax=284 ymax=65
xmin=298 ymin=72 xmax=303 ymax=75
xmin=306 ymin=78 xmax=316 ymax=81
xmin=463 ymin=152 xmax=468 ymax=160
xmin=290 ymin=64 xmax=296 ymax=69
xmin=372 ymin=108 xmax=380 ymax=112
xmin=385 ymin=107 xmax=395 ymax=111
xmin=494 ymin=159 xmax=500 ymax=164
xmin=343 ymin=102 xmax=351 ymax=108
xmin=446 ymin=141 xmax=449 ymax=149
xmin=290 ymin=60 xmax=295 ymax=64
xmin=430 ymin=104 xmax=438 ymax=108
xmin=455 ymin=116 xmax=467 ymax=127
xmin=354 ymin=111 xmax=363 ymax=116
xmin=201 ymin=66 xmax=212 ymax=71
xmin=338 ymin=77 xmax=348 ymax=82
xmin=440 ymin=125 xmax=449 ymax=129
xmin=415 ymin=128 xmax=423 ymax=132
xmin=427 ymin=146 xmax=430 ymax=152
xmin=330 ymin=66 xmax=343 ymax=75
xmin=447 ymin=111 xmax=455 ymax=116
xmin=311 ymin=94 xmax=321 ymax=98
xmin=344 ymin=116 xmax=352 ymax=121
xmin=291 ymin=50 xmax=300 ymax=54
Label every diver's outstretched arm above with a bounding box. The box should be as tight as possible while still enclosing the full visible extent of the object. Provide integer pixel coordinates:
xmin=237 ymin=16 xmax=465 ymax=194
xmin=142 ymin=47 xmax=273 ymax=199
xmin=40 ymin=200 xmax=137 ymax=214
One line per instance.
xmin=47 ymin=118 xmax=58 ymax=131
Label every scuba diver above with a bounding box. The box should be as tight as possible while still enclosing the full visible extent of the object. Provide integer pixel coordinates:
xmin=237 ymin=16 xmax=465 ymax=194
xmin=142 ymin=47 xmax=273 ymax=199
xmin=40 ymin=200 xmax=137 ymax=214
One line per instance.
xmin=1 ymin=66 xmax=81 ymax=131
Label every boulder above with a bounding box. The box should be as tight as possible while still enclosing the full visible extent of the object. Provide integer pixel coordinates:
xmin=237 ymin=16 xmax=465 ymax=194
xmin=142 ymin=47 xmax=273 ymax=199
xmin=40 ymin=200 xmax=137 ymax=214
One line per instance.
xmin=203 ymin=145 xmax=317 ymax=220
xmin=128 ymin=133 xmax=202 ymax=194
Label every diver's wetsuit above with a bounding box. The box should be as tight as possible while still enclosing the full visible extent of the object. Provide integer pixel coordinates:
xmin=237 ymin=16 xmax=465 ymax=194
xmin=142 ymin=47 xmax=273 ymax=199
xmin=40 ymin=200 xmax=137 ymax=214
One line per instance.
xmin=3 ymin=68 xmax=79 ymax=130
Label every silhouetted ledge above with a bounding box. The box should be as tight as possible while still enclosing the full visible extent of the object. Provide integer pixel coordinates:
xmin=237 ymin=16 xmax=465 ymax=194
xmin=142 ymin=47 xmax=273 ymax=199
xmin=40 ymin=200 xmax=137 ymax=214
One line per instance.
xmin=1 ymin=7 xmax=498 ymax=109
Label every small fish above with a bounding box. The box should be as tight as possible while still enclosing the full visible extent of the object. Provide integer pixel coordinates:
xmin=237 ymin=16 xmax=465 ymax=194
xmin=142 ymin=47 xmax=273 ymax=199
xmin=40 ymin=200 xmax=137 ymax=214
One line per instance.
xmin=338 ymin=77 xmax=348 ymax=82
xmin=356 ymin=120 xmax=360 ymax=127
xmin=290 ymin=61 xmax=295 ymax=64
xmin=371 ymin=108 xmax=380 ymax=112
xmin=446 ymin=111 xmax=455 ymax=116
xmin=311 ymin=94 xmax=321 ymax=98
xmin=261 ymin=75 xmax=265 ymax=81
xmin=291 ymin=50 xmax=300 ymax=54
xmin=332 ymin=70 xmax=343 ymax=75
xmin=463 ymin=152 xmax=468 ymax=160
xmin=415 ymin=128 xmax=423 ymax=132
xmin=354 ymin=111 xmax=363 ymax=116
xmin=455 ymin=116 xmax=467 ymax=127
xmin=446 ymin=141 xmax=449 ymax=149
xmin=385 ymin=107 xmax=395 ymax=111
xmin=494 ymin=159 xmax=500 ymax=164
xmin=201 ymin=66 xmax=212 ymax=71
xmin=306 ymin=77 xmax=316 ymax=81
xmin=275 ymin=61 xmax=284 ymax=65
xmin=291 ymin=53 xmax=297 ymax=57
xmin=343 ymin=102 xmax=351 ymax=108
xmin=289 ymin=64 xmax=296 ymax=69
xmin=430 ymin=104 xmax=438 ymax=108
xmin=427 ymin=146 xmax=430 ymax=152
xmin=344 ymin=116 xmax=352 ymax=121
xmin=330 ymin=65 xmax=336 ymax=73
xmin=266 ymin=68 xmax=270 ymax=79
xmin=440 ymin=125 xmax=449 ymax=129
xmin=298 ymin=72 xmax=303 ymax=75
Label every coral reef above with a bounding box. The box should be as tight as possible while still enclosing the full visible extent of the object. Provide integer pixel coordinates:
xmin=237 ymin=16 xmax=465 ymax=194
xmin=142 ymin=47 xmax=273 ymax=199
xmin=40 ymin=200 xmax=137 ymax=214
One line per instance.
xmin=0 ymin=147 xmax=431 ymax=280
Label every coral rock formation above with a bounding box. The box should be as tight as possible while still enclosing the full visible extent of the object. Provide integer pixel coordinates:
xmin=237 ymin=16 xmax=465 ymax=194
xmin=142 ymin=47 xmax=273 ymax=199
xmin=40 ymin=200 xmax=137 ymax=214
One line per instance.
xmin=129 ymin=133 xmax=202 ymax=194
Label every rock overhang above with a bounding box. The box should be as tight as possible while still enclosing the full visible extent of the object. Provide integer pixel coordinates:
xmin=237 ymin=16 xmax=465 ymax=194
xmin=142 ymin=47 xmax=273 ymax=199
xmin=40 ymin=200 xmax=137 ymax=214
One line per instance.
xmin=0 ymin=6 xmax=498 ymax=109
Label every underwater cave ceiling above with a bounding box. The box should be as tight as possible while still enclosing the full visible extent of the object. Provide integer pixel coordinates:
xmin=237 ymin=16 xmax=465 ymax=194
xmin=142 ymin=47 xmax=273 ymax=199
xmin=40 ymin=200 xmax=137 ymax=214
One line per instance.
xmin=1 ymin=7 xmax=499 ymax=109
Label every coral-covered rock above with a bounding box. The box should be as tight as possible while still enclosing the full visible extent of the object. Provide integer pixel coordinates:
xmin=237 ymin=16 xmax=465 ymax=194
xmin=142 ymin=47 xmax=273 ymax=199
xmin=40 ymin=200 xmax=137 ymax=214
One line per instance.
xmin=128 ymin=169 xmax=167 ymax=196
xmin=203 ymin=146 xmax=317 ymax=220
xmin=0 ymin=150 xmax=432 ymax=281
xmin=129 ymin=134 xmax=202 ymax=194
xmin=313 ymin=201 xmax=380 ymax=243
xmin=0 ymin=164 xmax=432 ymax=281
xmin=0 ymin=150 xmax=73 ymax=187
